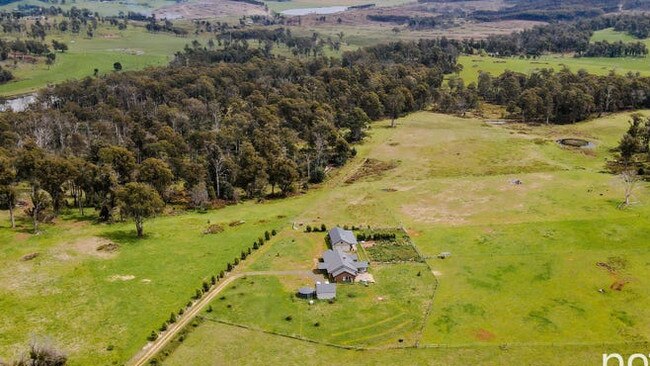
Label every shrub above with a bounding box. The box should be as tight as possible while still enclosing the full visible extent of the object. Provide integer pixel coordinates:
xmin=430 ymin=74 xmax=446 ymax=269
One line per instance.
xmin=265 ymin=231 xmax=271 ymax=240
xmin=106 ymin=344 xmax=114 ymax=351
xmin=207 ymin=305 xmax=213 ymax=313
xmin=247 ymin=247 xmax=252 ymax=255
xmin=417 ymin=271 xmax=421 ymax=277
xmin=258 ymin=237 xmax=264 ymax=246
xmin=179 ymin=308 xmax=184 ymax=315
xmin=313 ymin=322 xmax=320 ymax=327
xmin=169 ymin=313 xmax=177 ymax=323
xmin=202 ymin=281 xmax=210 ymax=292
xmin=253 ymin=241 xmax=259 ymax=249
xmin=321 ymin=224 xmax=327 ymax=231
xmin=271 ymin=229 xmax=277 ymax=236
xmin=306 ymin=225 xmax=312 ymax=232
xmin=211 ymin=275 xmax=217 ymax=285
xmin=219 ymin=270 xmax=225 ymax=278
xmin=285 ymin=315 xmax=293 ymax=321
xmin=160 ymin=322 xmax=168 ymax=332
xmin=234 ymin=257 xmax=240 ymax=265
xmin=227 ymin=262 xmax=233 ymax=271
xmin=195 ymin=289 xmax=202 ymax=299
xmin=186 ymin=301 xmax=192 ymax=308
xmin=343 ymin=225 xmax=349 ymax=230
xmin=148 ymin=331 xmax=158 ymax=341
xmin=309 ymin=167 xmax=325 ymax=183
xmin=241 ymin=251 xmax=247 ymax=260
xmin=203 ymin=224 xmax=224 ymax=234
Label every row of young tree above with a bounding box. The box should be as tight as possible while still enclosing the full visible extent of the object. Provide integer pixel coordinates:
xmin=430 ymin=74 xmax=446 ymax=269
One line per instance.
xmin=0 ymin=39 xmax=454 ymax=233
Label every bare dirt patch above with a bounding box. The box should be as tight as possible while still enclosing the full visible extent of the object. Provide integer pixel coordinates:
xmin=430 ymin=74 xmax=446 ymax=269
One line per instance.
xmin=476 ymin=328 xmax=496 ymax=341
xmin=154 ymin=0 xmax=267 ymax=20
xmin=21 ymin=252 xmax=39 ymax=261
xmin=108 ymin=274 xmax=136 ymax=282
xmin=345 ymin=158 xmax=398 ymax=184
xmin=70 ymin=237 xmax=119 ymax=259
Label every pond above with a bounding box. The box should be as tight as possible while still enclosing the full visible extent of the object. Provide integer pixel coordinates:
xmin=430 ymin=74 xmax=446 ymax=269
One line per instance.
xmin=280 ymin=6 xmax=348 ymax=16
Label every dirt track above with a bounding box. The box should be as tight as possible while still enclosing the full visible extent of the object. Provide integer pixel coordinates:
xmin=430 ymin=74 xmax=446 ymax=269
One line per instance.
xmin=127 ymin=270 xmax=315 ymax=366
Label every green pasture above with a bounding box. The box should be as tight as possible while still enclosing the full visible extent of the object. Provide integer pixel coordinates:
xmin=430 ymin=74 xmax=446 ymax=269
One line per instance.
xmin=0 ymin=24 xmax=197 ymax=97
xmin=160 ymin=110 xmax=650 ymax=365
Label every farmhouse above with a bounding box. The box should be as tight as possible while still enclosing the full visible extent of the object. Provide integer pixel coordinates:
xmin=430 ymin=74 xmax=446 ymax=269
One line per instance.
xmin=318 ymin=249 xmax=369 ymax=282
xmin=328 ymin=227 xmax=358 ymax=251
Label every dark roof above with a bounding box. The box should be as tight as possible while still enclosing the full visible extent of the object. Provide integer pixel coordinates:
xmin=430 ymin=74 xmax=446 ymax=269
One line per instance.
xmin=329 ymin=227 xmax=357 ymax=245
xmin=298 ymin=287 xmax=315 ymax=295
xmin=316 ymin=283 xmax=336 ymax=295
xmin=318 ymin=249 xmax=367 ymax=277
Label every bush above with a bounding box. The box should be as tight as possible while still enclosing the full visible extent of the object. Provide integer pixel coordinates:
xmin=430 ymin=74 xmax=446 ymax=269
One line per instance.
xmin=219 ymin=270 xmax=225 ymax=278
xmin=343 ymin=225 xmax=349 ymax=230
xmin=306 ymin=225 xmax=312 ymax=232
xmin=186 ymin=301 xmax=192 ymax=308
xmin=202 ymin=281 xmax=210 ymax=292
xmin=194 ymin=289 xmax=202 ymax=299
xmin=211 ymin=275 xmax=217 ymax=285
xmin=271 ymin=229 xmax=277 ymax=236
xmin=321 ymin=224 xmax=327 ymax=231
xmin=253 ymin=241 xmax=259 ymax=249
xmin=285 ymin=315 xmax=293 ymax=321
xmin=169 ymin=313 xmax=177 ymax=323
xmin=179 ymin=308 xmax=184 ymax=315
xmin=247 ymin=247 xmax=252 ymax=255
xmin=148 ymin=331 xmax=158 ymax=341
xmin=106 ymin=344 xmax=114 ymax=351
xmin=313 ymin=322 xmax=320 ymax=327
xmin=207 ymin=305 xmax=213 ymax=313
xmin=265 ymin=231 xmax=271 ymax=240
xmin=227 ymin=262 xmax=233 ymax=271
xmin=258 ymin=237 xmax=264 ymax=246
xmin=309 ymin=167 xmax=325 ymax=183
xmin=203 ymin=224 xmax=224 ymax=234
xmin=241 ymin=251 xmax=247 ymax=260
xmin=160 ymin=322 xmax=168 ymax=332
xmin=234 ymin=257 xmax=240 ymax=265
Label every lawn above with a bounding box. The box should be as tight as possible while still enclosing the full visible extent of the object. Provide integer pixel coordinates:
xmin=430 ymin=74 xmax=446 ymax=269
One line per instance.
xmin=201 ymin=262 xmax=436 ymax=347
xmin=159 ymin=110 xmax=650 ymax=365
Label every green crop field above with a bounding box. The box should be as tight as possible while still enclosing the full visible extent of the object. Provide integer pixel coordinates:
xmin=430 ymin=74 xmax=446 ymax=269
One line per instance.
xmin=158 ymin=110 xmax=650 ymax=365
xmin=0 ymin=25 xmax=198 ymax=97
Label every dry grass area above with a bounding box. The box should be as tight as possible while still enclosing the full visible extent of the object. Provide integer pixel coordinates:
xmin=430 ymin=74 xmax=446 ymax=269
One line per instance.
xmin=154 ymin=0 xmax=268 ymax=20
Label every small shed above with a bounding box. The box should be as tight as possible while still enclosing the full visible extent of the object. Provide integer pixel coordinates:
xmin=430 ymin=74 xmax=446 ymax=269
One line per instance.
xmin=316 ymin=283 xmax=336 ymax=300
xmin=297 ymin=287 xmax=315 ymax=299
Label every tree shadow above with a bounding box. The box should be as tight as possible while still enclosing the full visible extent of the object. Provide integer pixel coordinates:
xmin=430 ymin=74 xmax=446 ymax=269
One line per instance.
xmin=100 ymin=230 xmax=148 ymax=246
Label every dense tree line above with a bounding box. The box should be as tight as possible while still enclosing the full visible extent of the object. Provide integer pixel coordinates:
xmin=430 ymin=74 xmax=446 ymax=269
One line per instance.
xmin=580 ymin=40 xmax=648 ymax=58
xmin=472 ymin=0 xmax=623 ymax=22
xmin=0 ymin=40 xmax=453 ymax=233
xmin=470 ymin=14 xmax=650 ymax=57
xmin=477 ymin=68 xmax=650 ymax=123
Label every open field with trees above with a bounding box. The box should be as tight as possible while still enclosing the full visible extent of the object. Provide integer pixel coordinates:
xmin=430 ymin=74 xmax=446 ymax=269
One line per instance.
xmin=156 ymin=110 xmax=650 ymax=365
xmin=0 ymin=1 xmax=649 ymax=365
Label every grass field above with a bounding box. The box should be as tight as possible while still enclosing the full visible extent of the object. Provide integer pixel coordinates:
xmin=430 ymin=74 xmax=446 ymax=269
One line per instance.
xmin=0 ymin=25 xmax=197 ymax=97
xmin=457 ymin=29 xmax=650 ymax=83
xmin=0 ymin=0 xmax=178 ymax=16
xmin=158 ymin=110 xmax=650 ymax=365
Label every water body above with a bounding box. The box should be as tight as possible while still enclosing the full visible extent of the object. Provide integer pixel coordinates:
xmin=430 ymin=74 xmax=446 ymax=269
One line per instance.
xmin=0 ymin=94 xmax=36 ymax=112
xmin=280 ymin=6 xmax=348 ymax=16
